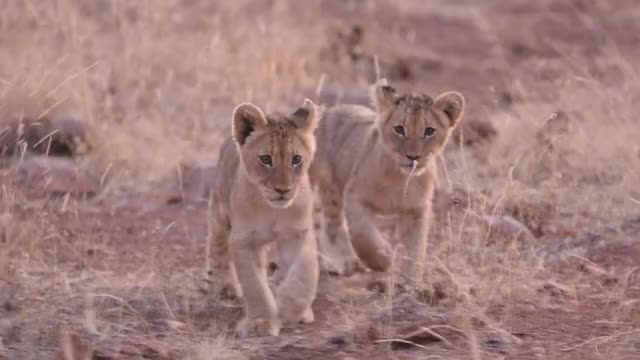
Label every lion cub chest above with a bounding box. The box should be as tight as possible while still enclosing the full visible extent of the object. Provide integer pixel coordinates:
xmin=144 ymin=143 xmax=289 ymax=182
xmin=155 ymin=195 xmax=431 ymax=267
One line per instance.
xmin=229 ymin=186 xmax=313 ymax=247
xmin=349 ymin=166 xmax=434 ymax=216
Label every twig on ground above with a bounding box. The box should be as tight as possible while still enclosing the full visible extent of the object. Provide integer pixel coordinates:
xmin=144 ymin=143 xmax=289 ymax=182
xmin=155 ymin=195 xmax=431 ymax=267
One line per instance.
xmin=561 ymin=329 xmax=639 ymax=352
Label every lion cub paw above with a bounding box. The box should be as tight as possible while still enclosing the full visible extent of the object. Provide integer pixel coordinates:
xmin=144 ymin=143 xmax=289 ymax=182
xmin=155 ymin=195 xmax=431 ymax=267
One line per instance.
xmin=235 ymin=317 xmax=281 ymax=338
xmin=298 ymin=307 xmax=315 ymax=324
xmin=221 ymin=281 xmax=243 ymax=300
xmin=279 ymin=305 xmax=315 ymax=325
xmin=320 ymin=254 xmax=364 ymax=277
xmin=198 ymin=275 xmax=240 ymax=300
xmin=207 ymin=276 xmax=243 ymax=300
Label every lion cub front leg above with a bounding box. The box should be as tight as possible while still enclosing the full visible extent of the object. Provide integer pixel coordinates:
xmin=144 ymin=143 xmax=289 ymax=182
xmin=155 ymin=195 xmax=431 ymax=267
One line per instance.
xmin=231 ymin=240 xmax=280 ymax=337
xmin=396 ymin=207 xmax=430 ymax=285
xmin=210 ymin=214 xmax=243 ymax=299
xmin=275 ymin=229 xmax=319 ymax=325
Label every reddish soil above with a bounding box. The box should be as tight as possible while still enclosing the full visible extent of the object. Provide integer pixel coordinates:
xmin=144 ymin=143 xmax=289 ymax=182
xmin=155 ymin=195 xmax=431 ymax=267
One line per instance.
xmin=1 ymin=0 xmax=639 ymax=359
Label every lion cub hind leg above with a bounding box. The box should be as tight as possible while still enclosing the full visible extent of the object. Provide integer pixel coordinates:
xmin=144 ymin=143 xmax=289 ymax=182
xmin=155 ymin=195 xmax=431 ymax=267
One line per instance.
xmin=231 ymin=242 xmax=281 ymax=337
xmin=317 ymin=186 xmax=361 ymax=276
xmin=209 ymin=214 xmax=244 ymax=299
xmin=275 ymin=229 xmax=319 ymax=325
xmin=235 ymin=315 xmax=281 ymax=338
xmin=217 ymin=261 xmax=242 ymax=299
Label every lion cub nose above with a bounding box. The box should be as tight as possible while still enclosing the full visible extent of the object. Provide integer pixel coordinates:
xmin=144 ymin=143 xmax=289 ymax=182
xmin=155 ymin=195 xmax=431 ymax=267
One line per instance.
xmin=274 ymin=187 xmax=292 ymax=195
xmin=406 ymin=154 xmax=421 ymax=161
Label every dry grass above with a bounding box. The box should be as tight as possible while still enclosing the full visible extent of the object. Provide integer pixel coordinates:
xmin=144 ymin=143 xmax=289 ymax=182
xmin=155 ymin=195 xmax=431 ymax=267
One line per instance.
xmin=1 ymin=0 xmax=639 ymax=359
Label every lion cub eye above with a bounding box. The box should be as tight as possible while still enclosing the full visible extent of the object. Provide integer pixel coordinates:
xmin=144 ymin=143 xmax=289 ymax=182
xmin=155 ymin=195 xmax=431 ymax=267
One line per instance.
xmin=393 ymin=125 xmax=406 ymax=137
xmin=259 ymin=155 xmax=273 ymax=167
xmin=424 ymin=127 xmax=436 ymax=138
xmin=291 ymin=155 xmax=302 ymax=166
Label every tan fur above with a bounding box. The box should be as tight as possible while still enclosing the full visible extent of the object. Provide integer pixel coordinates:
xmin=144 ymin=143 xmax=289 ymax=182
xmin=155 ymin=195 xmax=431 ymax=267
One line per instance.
xmin=210 ymin=99 xmax=320 ymax=337
xmin=310 ymin=79 xmax=465 ymax=284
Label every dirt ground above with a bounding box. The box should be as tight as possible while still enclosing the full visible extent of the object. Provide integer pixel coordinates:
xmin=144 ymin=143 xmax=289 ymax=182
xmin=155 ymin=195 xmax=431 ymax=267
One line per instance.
xmin=1 ymin=0 xmax=639 ymax=359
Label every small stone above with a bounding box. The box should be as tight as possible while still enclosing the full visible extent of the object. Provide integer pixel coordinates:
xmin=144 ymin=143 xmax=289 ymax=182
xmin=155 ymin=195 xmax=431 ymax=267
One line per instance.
xmin=485 ymin=338 xmax=506 ymax=354
xmin=329 ymin=335 xmax=350 ymax=346
xmin=0 ymin=115 xmax=90 ymax=157
xmin=366 ymin=279 xmax=386 ymax=293
xmin=0 ymin=281 xmax=19 ymax=312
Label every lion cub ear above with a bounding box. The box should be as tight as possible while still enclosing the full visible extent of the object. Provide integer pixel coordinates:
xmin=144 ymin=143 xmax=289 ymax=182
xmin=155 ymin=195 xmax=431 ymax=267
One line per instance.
xmin=370 ymin=78 xmax=398 ymax=113
xmin=290 ymin=98 xmax=318 ymax=132
xmin=232 ymin=103 xmax=268 ymax=146
xmin=433 ymin=91 xmax=465 ymax=128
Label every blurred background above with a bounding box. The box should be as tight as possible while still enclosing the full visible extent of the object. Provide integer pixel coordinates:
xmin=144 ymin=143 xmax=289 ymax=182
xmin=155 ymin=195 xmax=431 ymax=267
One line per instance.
xmin=1 ymin=1 xmax=639 ymax=359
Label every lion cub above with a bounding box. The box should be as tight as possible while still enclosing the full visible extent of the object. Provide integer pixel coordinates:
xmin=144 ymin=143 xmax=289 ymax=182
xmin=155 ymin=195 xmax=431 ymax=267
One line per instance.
xmin=310 ymin=79 xmax=465 ymax=284
xmin=210 ymin=99 xmax=320 ymax=337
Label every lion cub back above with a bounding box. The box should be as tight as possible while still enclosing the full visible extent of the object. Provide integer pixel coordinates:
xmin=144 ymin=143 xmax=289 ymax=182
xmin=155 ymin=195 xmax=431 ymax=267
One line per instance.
xmin=311 ymin=104 xmax=378 ymax=187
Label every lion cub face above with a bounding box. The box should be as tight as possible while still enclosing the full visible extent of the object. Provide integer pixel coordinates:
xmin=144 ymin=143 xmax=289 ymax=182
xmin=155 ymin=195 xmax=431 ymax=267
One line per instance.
xmin=232 ymin=100 xmax=318 ymax=208
xmin=371 ymin=81 xmax=465 ymax=176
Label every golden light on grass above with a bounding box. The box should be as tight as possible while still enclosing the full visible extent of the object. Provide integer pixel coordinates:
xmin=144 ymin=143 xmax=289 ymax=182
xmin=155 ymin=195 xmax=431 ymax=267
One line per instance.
xmin=0 ymin=0 xmax=638 ymax=359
